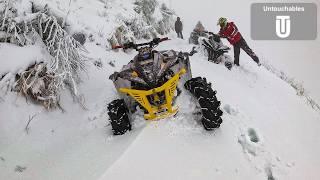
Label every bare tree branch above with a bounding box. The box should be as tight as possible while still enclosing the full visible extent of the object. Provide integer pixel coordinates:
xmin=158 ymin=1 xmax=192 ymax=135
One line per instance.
xmin=25 ymin=114 xmax=37 ymax=134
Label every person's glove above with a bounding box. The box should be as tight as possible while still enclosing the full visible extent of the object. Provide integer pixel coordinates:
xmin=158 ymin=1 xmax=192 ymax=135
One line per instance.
xmin=152 ymin=38 xmax=161 ymax=44
xmin=212 ymin=34 xmax=221 ymax=42
xmin=123 ymin=42 xmax=135 ymax=49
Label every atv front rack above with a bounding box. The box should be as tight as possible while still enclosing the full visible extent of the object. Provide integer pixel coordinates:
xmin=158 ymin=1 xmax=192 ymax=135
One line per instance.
xmin=120 ymin=68 xmax=186 ymax=120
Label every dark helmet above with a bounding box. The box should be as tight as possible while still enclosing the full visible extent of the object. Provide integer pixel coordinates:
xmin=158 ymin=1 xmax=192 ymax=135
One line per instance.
xmin=177 ymin=17 xmax=181 ymax=21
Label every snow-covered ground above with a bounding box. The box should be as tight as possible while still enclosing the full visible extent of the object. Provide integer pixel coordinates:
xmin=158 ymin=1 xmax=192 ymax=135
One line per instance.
xmin=1 ymin=36 xmax=320 ymax=180
xmin=100 ymin=39 xmax=320 ymax=180
xmin=1 ymin=0 xmax=320 ymax=180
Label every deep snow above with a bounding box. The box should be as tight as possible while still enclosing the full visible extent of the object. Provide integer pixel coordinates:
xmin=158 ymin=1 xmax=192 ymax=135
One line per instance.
xmin=1 ymin=36 xmax=320 ymax=180
xmin=1 ymin=0 xmax=320 ymax=180
xmin=98 ymin=38 xmax=320 ymax=180
xmin=0 ymin=42 xmax=49 ymax=74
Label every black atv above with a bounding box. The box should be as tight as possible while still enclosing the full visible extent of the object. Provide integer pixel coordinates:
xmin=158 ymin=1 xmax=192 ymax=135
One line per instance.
xmin=200 ymin=31 xmax=233 ymax=70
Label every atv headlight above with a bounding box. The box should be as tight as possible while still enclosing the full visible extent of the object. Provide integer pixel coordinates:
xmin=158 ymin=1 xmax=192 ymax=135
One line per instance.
xmin=142 ymin=53 xmax=150 ymax=60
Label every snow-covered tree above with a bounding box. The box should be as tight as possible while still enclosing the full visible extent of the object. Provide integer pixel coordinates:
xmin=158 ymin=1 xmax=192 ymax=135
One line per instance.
xmin=108 ymin=0 xmax=175 ymax=47
xmin=134 ymin=0 xmax=158 ymax=24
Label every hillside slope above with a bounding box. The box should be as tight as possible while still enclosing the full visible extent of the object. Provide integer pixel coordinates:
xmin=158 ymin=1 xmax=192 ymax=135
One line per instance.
xmin=1 ymin=37 xmax=320 ymax=180
xmin=98 ymin=39 xmax=320 ymax=180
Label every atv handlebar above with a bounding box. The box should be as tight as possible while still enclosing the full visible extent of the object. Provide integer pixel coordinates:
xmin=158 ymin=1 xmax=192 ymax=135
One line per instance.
xmin=112 ymin=37 xmax=170 ymax=50
xmin=202 ymin=31 xmax=222 ymax=42
xmin=203 ymin=31 xmax=219 ymax=36
xmin=203 ymin=31 xmax=213 ymax=35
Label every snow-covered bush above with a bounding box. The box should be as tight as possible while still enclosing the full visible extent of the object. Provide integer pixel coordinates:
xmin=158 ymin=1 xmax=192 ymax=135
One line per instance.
xmin=0 ymin=1 xmax=87 ymax=108
xmin=14 ymin=62 xmax=60 ymax=109
xmin=134 ymin=0 xmax=157 ymax=23
xmin=109 ymin=23 xmax=135 ymax=48
xmin=109 ymin=0 xmax=175 ymax=47
xmin=1 ymin=0 xmax=175 ymax=108
xmin=156 ymin=3 xmax=175 ymax=35
xmin=126 ymin=14 xmax=155 ymax=40
xmin=133 ymin=0 xmax=174 ymax=36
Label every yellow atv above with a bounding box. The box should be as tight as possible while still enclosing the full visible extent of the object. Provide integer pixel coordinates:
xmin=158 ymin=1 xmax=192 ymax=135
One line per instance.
xmin=108 ymin=38 xmax=223 ymax=135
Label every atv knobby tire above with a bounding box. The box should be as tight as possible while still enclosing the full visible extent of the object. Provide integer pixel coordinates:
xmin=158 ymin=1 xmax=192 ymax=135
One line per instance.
xmin=185 ymin=77 xmax=223 ymax=130
xmin=107 ymin=99 xmax=132 ymax=135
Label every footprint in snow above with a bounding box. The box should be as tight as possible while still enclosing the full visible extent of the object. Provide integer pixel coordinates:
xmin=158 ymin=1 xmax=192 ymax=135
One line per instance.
xmin=238 ymin=128 xmax=261 ymax=156
xmin=265 ymin=165 xmax=276 ymax=180
xmin=223 ymin=104 xmax=238 ymax=116
xmin=108 ymin=61 xmax=116 ymax=67
xmin=238 ymin=128 xmax=281 ymax=179
xmin=248 ymin=128 xmax=260 ymax=143
xmin=14 ymin=165 xmax=27 ymax=173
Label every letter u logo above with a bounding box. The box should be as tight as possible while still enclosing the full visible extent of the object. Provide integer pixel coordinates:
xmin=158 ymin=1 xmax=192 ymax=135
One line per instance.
xmin=276 ymin=16 xmax=291 ymax=38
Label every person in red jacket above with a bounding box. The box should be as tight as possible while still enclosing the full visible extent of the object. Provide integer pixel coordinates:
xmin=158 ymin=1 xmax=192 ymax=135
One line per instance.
xmin=217 ymin=17 xmax=261 ymax=66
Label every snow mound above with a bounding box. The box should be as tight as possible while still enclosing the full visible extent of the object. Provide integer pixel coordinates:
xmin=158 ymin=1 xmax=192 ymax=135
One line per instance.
xmin=0 ymin=43 xmax=48 ymax=75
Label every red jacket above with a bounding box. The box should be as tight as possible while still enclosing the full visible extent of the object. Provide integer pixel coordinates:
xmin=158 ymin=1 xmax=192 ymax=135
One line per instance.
xmin=219 ymin=22 xmax=242 ymax=45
